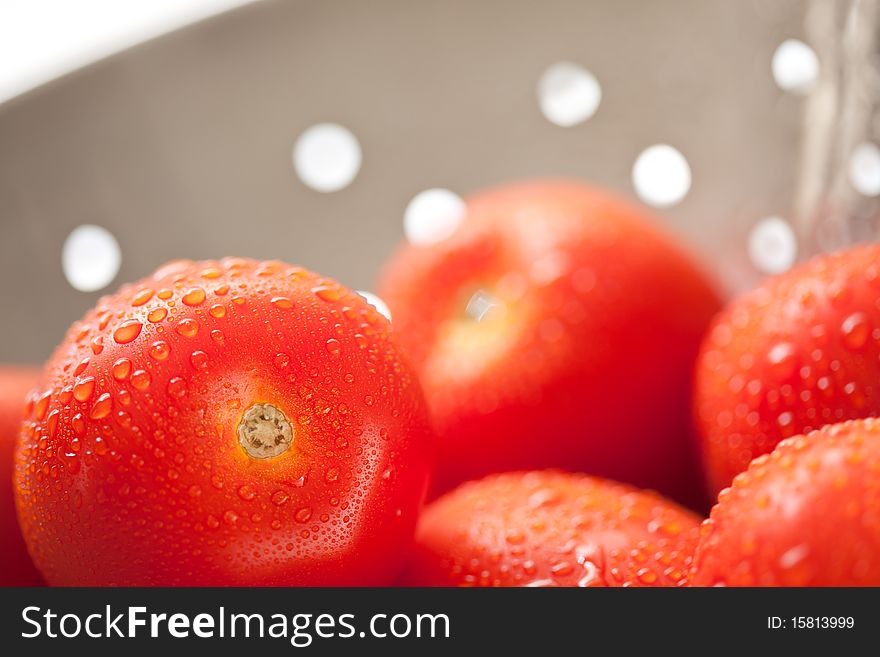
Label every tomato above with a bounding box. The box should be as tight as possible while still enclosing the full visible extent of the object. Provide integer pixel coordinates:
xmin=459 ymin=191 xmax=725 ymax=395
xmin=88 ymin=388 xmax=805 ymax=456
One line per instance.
xmin=403 ymin=470 xmax=701 ymax=587
xmin=379 ymin=180 xmax=721 ymax=506
xmin=694 ymin=244 xmax=880 ymax=495
xmin=14 ymin=258 xmax=434 ymax=586
xmin=690 ymin=418 xmax=880 ymax=586
xmin=0 ymin=367 xmax=43 ymax=586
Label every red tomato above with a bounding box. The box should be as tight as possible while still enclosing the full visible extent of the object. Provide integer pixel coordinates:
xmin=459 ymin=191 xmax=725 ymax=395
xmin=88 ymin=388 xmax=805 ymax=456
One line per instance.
xmin=14 ymin=258 xmax=434 ymax=585
xmin=695 ymin=244 xmax=880 ymax=495
xmin=0 ymin=366 xmax=43 ymax=586
xmin=690 ymin=418 xmax=880 ymax=586
xmin=403 ymin=470 xmax=701 ymax=587
xmin=379 ymin=181 xmax=721 ymax=506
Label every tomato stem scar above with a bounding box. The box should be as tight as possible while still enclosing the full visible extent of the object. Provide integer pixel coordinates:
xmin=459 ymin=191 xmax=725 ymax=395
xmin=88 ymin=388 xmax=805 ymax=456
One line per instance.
xmin=237 ymin=403 xmax=293 ymax=459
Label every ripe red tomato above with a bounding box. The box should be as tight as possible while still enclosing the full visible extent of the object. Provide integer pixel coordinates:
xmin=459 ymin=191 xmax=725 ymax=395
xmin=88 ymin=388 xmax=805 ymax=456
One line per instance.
xmin=14 ymin=258 xmax=434 ymax=585
xmin=694 ymin=244 xmax=880 ymax=495
xmin=690 ymin=418 xmax=880 ymax=586
xmin=0 ymin=366 xmax=43 ymax=586
xmin=403 ymin=470 xmax=701 ymax=587
xmin=379 ymin=181 xmax=721 ymax=506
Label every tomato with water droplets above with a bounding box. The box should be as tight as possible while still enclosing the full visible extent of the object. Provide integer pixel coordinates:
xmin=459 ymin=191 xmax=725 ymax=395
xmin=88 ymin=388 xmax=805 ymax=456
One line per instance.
xmin=690 ymin=418 xmax=880 ymax=586
xmin=402 ymin=470 xmax=700 ymax=587
xmin=0 ymin=366 xmax=43 ymax=585
xmin=695 ymin=244 xmax=880 ymax=495
xmin=379 ymin=181 xmax=721 ymax=507
xmin=14 ymin=258 xmax=434 ymax=585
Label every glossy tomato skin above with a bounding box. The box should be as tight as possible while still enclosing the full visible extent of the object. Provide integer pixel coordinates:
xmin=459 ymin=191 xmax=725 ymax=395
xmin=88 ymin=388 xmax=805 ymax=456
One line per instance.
xmin=403 ymin=470 xmax=701 ymax=587
xmin=379 ymin=181 xmax=722 ymax=507
xmin=695 ymin=244 xmax=880 ymax=496
xmin=0 ymin=367 xmax=43 ymax=586
xmin=15 ymin=258 xmax=434 ymax=586
xmin=691 ymin=418 xmax=880 ymax=586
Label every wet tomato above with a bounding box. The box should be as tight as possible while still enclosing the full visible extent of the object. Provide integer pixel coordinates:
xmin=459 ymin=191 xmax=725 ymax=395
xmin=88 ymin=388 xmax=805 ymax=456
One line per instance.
xmin=690 ymin=418 xmax=880 ymax=586
xmin=695 ymin=244 xmax=880 ymax=495
xmin=379 ymin=181 xmax=721 ymax=506
xmin=14 ymin=258 xmax=434 ymax=585
xmin=403 ymin=470 xmax=701 ymax=587
xmin=0 ymin=366 xmax=43 ymax=585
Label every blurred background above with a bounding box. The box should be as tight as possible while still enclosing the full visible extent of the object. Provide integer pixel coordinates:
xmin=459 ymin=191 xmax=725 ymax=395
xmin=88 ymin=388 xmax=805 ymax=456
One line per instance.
xmin=1 ymin=0 xmax=876 ymax=364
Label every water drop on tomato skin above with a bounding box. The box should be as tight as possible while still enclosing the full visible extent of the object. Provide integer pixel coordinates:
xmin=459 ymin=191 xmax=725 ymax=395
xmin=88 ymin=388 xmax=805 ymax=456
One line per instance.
xmin=114 ymin=320 xmax=143 ymax=344
xmin=167 ymin=377 xmax=187 ymax=398
xmin=90 ymin=393 xmax=113 ymax=420
xmin=841 ymin=312 xmax=869 ymax=350
xmin=112 ymin=358 xmax=132 ymax=381
xmin=148 ymin=307 xmax=167 ymax=323
xmin=182 ymin=287 xmax=206 ymax=306
xmin=209 ymin=304 xmax=226 ymax=318
xmin=189 ymin=350 xmax=209 ymax=370
xmin=149 ymin=341 xmax=171 ymax=361
xmin=72 ymin=377 xmax=96 ymax=402
xmin=131 ymin=369 xmax=152 ymax=391
xmin=131 ymin=289 xmax=155 ymax=306
xmin=176 ymin=318 xmax=199 ymax=337
xmin=325 ymin=339 xmax=342 ymax=356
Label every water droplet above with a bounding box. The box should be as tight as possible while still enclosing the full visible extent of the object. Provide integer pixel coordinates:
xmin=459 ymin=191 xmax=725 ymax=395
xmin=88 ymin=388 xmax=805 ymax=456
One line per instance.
xmin=90 ymin=335 xmax=104 ymax=355
xmin=636 ymin=568 xmax=658 ymax=585
xmin=71 ymin=413 xmax=86 ymax=436
xmin=211 ymin=330 xmax=224 ymax=343
xmin=167 ymin=377 xmax=187 ymax=398
xmin=271 ymin=490 xmax=290 ymax=506
xmin=89 ymin=393 xmax=113 ymax=420
xmin=841 ymin=312 xmax=869 ymax=350
xmin=182 ymin=287 xmax=206 ymax=306
xmin=131 ymin=288 xmax=155 ymax=306
xmin=47 ymin=409 xmax=59 ymax=437
xmin=113 ymin=320 xmax=143 ymax=344
xmin=209 ymin=304 xmax=226 ymax=318
xmin=777 ymin=412 xmax=794 ymax=428
xmin=149 ymin=341 xmax=171 ymax=361
xmin=190 ymin=350 xmax=209 ymax=370
xmin=223 ymin=510 xmax=239 ymax=525
xmin=112 ymin=358 xmax=132 ymax=381
xmin=176 ymin=318 xmax=199 ymax=337
xmin=767 ymin=342 xmax=796 ymax=378
xmin=237 ymin=485 xmax=256 ymax=501
xmin=188 ymin=485 xmax=202 ymax=498
xmin=274 ymin=353 xmax=290 ymax=369
xmin=313 ymin=286 xmax=342 ymax=302
xmin=356 ymin=290 xmax=392 ymax=321
xmin=73 ymin=376 xmax=96 ymax=402
xmin=131 ymin=369 xmax=152 ymax=391
xmin=325 ymin=338 xmax=342 ymax=356
xmin=295 ymin=507 xmax=313 ymax=523
xmin=271 ymin=296 xmax=293 ymax=309
xmin=551 ymin=561 xmax=574 ymax=577
xmin=73 ymin=357 xmax=90 ymax=377
xmin=148 ymin=307 xmax=167 ymax=323
xmin=325 ymin=467 xmax=339 ymax=482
